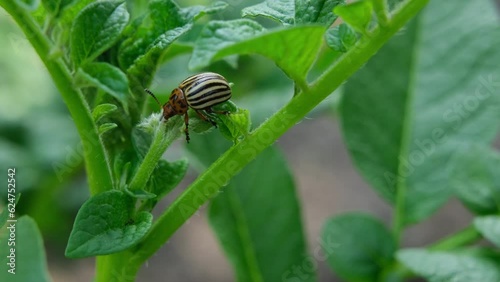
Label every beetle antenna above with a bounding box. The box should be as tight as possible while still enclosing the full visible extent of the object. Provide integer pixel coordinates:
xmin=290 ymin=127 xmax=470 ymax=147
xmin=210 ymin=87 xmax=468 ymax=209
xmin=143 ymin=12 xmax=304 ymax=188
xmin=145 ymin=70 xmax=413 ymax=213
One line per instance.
xmin=145 ymin=88 xmax=162 ymax=108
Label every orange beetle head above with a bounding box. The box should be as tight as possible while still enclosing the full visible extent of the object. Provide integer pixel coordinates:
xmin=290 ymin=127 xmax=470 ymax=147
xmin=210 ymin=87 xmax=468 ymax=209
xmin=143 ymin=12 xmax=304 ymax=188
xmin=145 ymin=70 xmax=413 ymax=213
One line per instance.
xmin=145 ymin=87 xmax=189 ymax=121
xmin=163 ymin=88 xmax=188 ymax=119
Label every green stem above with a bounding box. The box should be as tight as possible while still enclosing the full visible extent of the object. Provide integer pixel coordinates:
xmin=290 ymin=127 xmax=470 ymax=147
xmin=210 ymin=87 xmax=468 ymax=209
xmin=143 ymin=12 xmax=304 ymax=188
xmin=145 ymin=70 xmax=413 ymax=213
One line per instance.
xmin=0 ymin=0 xmax=113 ymax=195
xmin=94 ymin=116 xmax=182 ymax=281
xmin=428 ymin=225 xmax=481 ymax=251
xmin=121 ymin=0 xmax=430 ymax=277
xmin=372 ymin=0 xmax=390 ymax=26
xmin=128 ymin=116 xmax=182 ymax=191
xmin=96 ymin=251 xmax=134 ymax=282
xmin=382 ymin=225 xmax=482 ymax=280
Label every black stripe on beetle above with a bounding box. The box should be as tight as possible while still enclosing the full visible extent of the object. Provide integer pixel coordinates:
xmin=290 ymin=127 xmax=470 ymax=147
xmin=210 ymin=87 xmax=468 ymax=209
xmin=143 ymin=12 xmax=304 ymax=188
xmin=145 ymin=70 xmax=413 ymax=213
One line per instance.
xmin=145 ymin=72 xmax=232 ymax=143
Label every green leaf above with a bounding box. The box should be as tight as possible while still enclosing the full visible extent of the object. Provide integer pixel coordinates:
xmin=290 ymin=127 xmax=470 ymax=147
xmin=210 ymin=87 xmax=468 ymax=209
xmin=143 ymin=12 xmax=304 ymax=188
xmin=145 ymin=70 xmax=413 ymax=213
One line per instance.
xmin=118 ymin=0 xmax=227 ymax=70
xmin=325 ymin=23 xmax=357 ymax=52
xmin=340 ymin=0 xmax=500 ymax=225
xmin=180 ymin=1 xmax=227 ymax=21
xmin=242 ymin=0 xmax=344 ymax=26
xmin=189 ymin=20 xmax=325 ymax=89
xmin=57 ymin=0 xmax=94 ymax=46
xmin=132 ymin=125 xmax=154 ymax=159
xmin=65 ymin=190 xmax=153 ymax=258
xmin=60 ymin=0 xmax=93 ymax=25
xmin=216 ymin=110 xmax=251 ymax=142
xmin=76 ymin=62 xmax=129 ymax=108
xmin=185 ymin=131 xmax=230 ymax=168
xmin=159 ymin=42 xmax=193 ymax=64
xmin=474 ymin=216 xmax=500 ymax=247
xmin=322 ymin=213 xmax=396 ymax=281
xmin=187 ymin=111 xmax=217 ymax=135
xmin=0 ymin=216 xmax=50 ymax=282
xmin=185 ymin=133 xmax=313 ymax=282
xmin=307 ymin=45 xmax=343 ymax=82
xmin=211 ymin=148 xmax=314 ymax=282
xmin=452 ymin=145 xmax=500 ymax=214
xmin=149 ymin=158 xmax=188 ymax=200
xmin=295 ymin=0 xmax=345 ymax=25
xmin=120 ymin=0 xmax=226 ymax=99
xmin=334 ymin=1 xmax=373 ymax=34
xmin=397 ymin=249 xmax=500 ymax=282
xmin=92 ymin=103 xmax=118 ymax=122
xmin=242 ymin=0 xmax=294 ymax=25
xmin=190 ymin=19 xmax=265 ymax=65
xmin=208 ymin=102 xmax=251 ymax=143
xmin=126 ymin=25 xmax=192 ymax=92
xmin=70 ymin=1 xmax=129 ymax=68
xmin=98 ymin=122 xmax=117 ymax=134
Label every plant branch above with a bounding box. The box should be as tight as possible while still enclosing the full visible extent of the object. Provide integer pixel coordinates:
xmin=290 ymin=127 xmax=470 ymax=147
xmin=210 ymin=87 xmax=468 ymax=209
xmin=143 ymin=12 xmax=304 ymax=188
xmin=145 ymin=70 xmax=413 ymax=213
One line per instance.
xmin=120 ymin=0 xmax=431 ymax=277
xmin=428 ymin=225 xmax=481 ymax=251
xmin=0 ymin=0 xmax=113 ymax=195
xmin=96 ymin=251 xmax=134 ymax=282
xmin=381 ymin=225 xmax=481 ymax=281
xmin=382 ymin=225 xmax=482 ymax=280
xmin=372 ymin=0 xmax=390 ymax=26
xmin=128 ymin=115 xmax=183 ymax=191
xmin=94 ymin=116 xmax=182 ymax=282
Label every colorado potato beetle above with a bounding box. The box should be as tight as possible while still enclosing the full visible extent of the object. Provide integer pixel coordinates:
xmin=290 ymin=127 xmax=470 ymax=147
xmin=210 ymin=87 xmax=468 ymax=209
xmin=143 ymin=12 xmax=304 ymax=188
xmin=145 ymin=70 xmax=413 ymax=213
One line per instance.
xmin=146 ymin=72 xmax=232 ymax=142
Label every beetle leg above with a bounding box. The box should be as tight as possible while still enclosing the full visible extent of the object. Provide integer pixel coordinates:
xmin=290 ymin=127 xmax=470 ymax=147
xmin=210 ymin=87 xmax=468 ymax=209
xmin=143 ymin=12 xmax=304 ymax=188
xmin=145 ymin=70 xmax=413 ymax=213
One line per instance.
xmin=184 ymin=112 xmax=190 ymax=143
xmin=195 ymin=110 xmax=217 ymax=127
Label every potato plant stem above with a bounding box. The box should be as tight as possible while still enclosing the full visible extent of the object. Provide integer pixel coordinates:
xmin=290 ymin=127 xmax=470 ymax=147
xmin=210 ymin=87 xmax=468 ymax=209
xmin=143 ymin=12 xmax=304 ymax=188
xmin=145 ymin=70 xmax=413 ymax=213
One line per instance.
xmin=373 ymin=0 xmax=390 ymax=26
xmin=428 ymin=225 xmax=481 ymax=251
xmin=128 ymin=116 xmax=182 ymax=192
xmin=0 ymin=0 xmax=113 ymax=195
xmin=0 ymin=0 xmax=431 ymax=279
xmin=123 ymin=0 xmax=431 ymax=277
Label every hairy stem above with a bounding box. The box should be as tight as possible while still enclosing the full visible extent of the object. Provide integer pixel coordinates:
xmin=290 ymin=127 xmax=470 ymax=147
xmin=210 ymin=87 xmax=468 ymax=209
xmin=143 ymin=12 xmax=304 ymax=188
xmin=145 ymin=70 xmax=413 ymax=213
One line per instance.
xmin=94 ymin=116 xmax=182 ymax=282
xmin=96 ymin=251 xmax=134 ymax=282
xmin=128 ymin=116 xmax=182 ymax=191
xmin=0 ymin=0 xmax=113 ymax=195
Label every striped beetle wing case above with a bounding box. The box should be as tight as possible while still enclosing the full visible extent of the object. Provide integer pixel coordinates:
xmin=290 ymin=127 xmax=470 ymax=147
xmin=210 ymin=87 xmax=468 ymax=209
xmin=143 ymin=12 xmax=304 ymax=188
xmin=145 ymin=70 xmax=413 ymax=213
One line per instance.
xmin=145 ymin=72 xmax=233 ymax=143
xmin=179 ymin=72 xmax=232 ymax=110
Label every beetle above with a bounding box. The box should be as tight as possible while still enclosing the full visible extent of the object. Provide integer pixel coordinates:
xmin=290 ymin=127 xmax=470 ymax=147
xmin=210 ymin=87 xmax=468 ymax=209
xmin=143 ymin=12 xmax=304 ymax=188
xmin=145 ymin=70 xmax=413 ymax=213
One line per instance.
xmin=145 ymin=72 xmax=232 ymax=142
